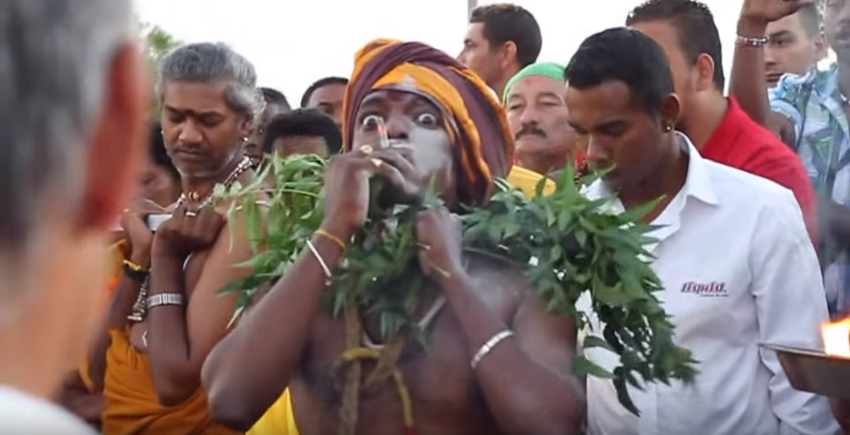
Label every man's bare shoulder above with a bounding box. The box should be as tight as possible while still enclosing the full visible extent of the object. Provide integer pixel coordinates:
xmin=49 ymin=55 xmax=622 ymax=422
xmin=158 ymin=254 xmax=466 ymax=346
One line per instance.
xmin=211 ymin=196 xmax=269 ymax=243
xmin=464 ymin=251 xmax=531 ymax=305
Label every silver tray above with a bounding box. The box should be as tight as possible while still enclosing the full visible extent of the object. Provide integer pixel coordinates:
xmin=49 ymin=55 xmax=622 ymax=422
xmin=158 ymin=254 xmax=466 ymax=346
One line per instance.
xmin=762 ymin=343 xmax=850 ymax=399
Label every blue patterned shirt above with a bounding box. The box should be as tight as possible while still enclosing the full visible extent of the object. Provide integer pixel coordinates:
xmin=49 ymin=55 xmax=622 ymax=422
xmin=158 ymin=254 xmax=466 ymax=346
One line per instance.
xmin=769 ymin=64 xmax=850 ymax=316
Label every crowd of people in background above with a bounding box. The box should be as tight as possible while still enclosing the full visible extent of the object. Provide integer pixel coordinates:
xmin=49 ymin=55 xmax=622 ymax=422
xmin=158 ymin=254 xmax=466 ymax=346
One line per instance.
xmin=3 ymin=0 xmax=850 ymax=434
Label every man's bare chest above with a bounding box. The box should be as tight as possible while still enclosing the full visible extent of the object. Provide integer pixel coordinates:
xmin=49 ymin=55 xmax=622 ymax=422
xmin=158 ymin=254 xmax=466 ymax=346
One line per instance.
xmin=302 ymin=309 xmax=477 ymax=408
xmin=302 ymin=275 xmax=518 ymax=401
xmin=295 ymin=311 xmax=506 ymax=435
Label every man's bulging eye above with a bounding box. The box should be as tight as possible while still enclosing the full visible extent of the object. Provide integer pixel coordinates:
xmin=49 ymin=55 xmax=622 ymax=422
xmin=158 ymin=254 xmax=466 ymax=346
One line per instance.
xmin=362 ymin=114 xmax=385 ymax=129
xmin=416 ymin=112 xmax=439 ymax=127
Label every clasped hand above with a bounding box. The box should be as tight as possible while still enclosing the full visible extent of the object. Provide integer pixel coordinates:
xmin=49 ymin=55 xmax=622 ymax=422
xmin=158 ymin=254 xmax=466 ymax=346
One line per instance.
xmin=322 ymin=145 xmax=427 ymax=237
xmin=120 ymin=198 xmax=169 ymax=260
xmin=153 ymin=204 xmax=225 ymax=259
xmin=416 ymin=207 xmax=465 ymax=283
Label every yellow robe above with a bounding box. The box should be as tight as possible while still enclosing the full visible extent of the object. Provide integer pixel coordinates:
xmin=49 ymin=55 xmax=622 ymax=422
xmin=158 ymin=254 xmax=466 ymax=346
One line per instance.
xmin=246 ymin=166 xmax=552 ymax=435
xmin=247 ymin=390 xmax=297 ymax=435
xmin=506 ymin=166 xmax=556 ymax=196
xmin=102 ymin=330 xmax=239 ymax=435
xmin=78 ymin=239 xmax=130 ymax=392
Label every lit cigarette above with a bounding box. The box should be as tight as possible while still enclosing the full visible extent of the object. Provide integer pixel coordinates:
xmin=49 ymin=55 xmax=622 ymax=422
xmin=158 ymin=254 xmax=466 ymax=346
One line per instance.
xmin=376 ymin=118 xmax=390 ymax=149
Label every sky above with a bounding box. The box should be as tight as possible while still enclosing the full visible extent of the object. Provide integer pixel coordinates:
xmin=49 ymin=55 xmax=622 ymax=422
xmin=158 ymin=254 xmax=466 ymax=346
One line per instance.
xmin=134 ymin=0 xmax=827 ymax=105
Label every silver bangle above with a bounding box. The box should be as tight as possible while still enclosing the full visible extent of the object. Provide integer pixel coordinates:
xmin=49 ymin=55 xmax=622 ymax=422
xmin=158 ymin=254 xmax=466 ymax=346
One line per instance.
xmin=736 ymin=35 xmax=768 ymax=47
xmin=306 ymin=240 xmax=333 ymax=285
xmin=146 ymin=293 xmax=183 ymax=309
xmin=471 ymin=330 xmax=514 ymax=369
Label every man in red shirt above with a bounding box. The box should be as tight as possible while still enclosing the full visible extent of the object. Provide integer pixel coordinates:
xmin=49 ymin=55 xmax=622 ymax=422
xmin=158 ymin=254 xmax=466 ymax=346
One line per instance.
xmin=627 ymin=0 xmax=818 ymax=242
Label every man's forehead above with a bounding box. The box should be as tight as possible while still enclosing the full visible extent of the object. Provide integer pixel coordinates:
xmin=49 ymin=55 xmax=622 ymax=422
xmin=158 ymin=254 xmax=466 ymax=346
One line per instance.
xmin=510 ymin=75 xmax=565 ymax=97
xmin=465 ymin=23 xmax=486 ymax=42
xmin=162 ymin=80 xmax=231 ymax=112
xmin=357 ymin=86 xmax=446 ymax=120
xmin=565 ymin=82 xmax=636 ymax=118
xmin=264 ymin=102 xmax=288 ymax=116
xmin=362 ymin=84 xmax=427 ymax=104
xmin=767 ymin=14 xmax=803 ymax=35
xmin=311 ymin=83 xmax=346 ymax=100
xmin=630 ymin=21 xmax=682 ymax=56
xmin=567 ymin=81 xmax=631 ymax=102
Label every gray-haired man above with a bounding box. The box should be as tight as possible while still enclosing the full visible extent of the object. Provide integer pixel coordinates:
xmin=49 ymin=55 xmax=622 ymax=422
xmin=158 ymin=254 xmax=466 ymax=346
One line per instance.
xmin=82 ymin=42 xmax=263 ymax=433
xmin=0 ymin=0 xmax=146 ymax=433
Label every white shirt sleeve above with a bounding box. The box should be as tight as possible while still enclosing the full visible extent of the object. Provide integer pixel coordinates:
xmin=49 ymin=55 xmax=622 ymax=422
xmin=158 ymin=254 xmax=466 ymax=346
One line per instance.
xmin=750 ymin=193 xmax=839 ymax=435
xmin=0 ymin=387 xmax=98 ymax=435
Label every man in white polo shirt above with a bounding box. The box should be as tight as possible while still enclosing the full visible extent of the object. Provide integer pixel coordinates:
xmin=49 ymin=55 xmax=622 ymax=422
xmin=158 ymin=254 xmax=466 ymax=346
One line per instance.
xmin=566 ymin=27 xmax=838 ymax=435
xmin=0 ymin=0 xmax=144 ymax=433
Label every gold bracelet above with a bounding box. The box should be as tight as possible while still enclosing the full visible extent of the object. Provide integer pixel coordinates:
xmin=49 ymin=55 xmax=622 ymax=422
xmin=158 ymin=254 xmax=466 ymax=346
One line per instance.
xmin=314 ymin=229 xmax=346 ymax=250
xmin=122 ymin=258 xmax=148 ymax=272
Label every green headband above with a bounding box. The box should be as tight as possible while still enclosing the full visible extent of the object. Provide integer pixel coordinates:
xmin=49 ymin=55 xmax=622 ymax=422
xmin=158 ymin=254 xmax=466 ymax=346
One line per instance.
xmin=502 ymin=62 xmax=566 ymax=103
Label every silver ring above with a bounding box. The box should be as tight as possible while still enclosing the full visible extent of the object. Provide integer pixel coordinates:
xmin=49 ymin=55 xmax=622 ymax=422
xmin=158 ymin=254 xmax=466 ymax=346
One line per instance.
xmin=184 ymin=210 xmax=197 ymax=218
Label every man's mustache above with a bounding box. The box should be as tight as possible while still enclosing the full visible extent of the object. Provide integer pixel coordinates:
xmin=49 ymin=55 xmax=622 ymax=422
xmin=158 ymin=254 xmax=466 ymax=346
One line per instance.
xmin=172 ymin=143 xmax=209 ymax=154
xmin=515 ymin=127 xmax=547 ymax=141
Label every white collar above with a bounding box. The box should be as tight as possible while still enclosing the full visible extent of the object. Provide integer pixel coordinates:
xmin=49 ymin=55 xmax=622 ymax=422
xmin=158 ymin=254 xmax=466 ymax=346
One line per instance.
xmin=583 ymin=132 xmax=719 ymax=211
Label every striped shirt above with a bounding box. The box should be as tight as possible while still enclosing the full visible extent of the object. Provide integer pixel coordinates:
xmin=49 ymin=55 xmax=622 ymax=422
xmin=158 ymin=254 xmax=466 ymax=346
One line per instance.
xmin=769 ymin=64 xmax=850 ymax=316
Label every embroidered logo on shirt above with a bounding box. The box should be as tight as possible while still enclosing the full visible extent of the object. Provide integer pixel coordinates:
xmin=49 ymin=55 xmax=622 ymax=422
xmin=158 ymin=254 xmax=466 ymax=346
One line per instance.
xmin=681 ymin=281 xmax=728 ymax=297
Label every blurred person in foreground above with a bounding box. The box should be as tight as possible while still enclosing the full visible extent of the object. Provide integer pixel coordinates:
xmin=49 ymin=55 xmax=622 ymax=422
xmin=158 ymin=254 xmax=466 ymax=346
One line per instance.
xmin=202 ymin=38 xmax=581 ymax=435
xmin=0 ymin=0 xmax=146 ymax=433
xmin=86 ymin=42 xmax=261 ymax=435
xmin=569 ymin=27 xmax=836 ymax=435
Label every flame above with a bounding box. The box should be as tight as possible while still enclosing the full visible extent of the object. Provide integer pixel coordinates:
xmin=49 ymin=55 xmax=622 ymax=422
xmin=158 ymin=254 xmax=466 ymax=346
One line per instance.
xmin=822 ymin=319 xmax=850 ymax=357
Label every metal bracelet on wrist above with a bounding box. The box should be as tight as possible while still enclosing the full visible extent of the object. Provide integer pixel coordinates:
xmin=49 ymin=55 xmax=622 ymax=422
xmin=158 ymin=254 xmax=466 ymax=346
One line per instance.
xmin=470 ymin=330 xmax=514 ymax=369
xmin=146 ymin=293 xmax=184 ymax=309
xmin=735 ymin=35 xmax=768 ymax=48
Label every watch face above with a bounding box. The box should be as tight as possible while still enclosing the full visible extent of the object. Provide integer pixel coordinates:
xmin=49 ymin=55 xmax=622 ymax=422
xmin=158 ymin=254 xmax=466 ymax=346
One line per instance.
xmin=146 ymin=214 xmax=171 ymax=231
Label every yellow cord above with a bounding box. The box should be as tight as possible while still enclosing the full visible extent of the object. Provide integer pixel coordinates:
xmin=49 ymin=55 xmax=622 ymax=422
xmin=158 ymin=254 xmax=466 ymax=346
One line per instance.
xmin=339 ymin=346 xmax=416 ymax=430
xmin=315 ymin=228 xmax=347 ymax=250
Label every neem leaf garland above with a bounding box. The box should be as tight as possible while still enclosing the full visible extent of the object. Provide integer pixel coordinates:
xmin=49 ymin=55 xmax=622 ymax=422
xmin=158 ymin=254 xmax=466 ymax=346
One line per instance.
xmin=220 ymin=154 xmax=697 ymax=414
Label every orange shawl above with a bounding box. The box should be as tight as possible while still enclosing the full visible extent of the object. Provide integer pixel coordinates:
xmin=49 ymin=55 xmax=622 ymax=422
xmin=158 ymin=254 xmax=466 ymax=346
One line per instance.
xmin=101 ymin=330 xmax=238 ymax=435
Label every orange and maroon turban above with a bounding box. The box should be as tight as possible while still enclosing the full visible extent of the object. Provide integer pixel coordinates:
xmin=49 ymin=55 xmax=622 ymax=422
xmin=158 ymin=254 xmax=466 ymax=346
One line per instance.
xmin=343 ymin=38 xmax=515 ymax=206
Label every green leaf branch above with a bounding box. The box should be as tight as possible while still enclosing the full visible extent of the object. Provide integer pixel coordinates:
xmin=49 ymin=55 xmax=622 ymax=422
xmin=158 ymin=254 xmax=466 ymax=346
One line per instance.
xmin=220 ymin=154 xmax=698 ymax=415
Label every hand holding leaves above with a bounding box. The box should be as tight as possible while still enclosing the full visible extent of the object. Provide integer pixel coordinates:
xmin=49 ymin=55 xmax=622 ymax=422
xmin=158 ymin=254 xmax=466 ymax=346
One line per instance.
xmin=415 ymin=208 xmax=464 ymax=283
